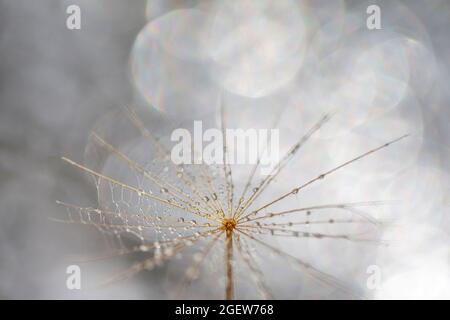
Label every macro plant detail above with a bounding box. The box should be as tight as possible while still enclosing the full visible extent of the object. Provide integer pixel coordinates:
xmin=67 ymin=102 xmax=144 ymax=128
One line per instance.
xmin=1 ymin=0 xmax=449 ymax=304
xmin=57 ymin=104 xmax=407 ymax=300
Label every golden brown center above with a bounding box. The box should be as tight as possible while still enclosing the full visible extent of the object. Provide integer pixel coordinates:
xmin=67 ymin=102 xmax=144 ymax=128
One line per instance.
xmin=220 ymin=218 xmax=237 ymax=232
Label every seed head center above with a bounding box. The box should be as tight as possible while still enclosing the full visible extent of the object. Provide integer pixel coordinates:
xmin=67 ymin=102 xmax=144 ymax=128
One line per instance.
xmin=221 ymin=218 xmax=237 ymax=232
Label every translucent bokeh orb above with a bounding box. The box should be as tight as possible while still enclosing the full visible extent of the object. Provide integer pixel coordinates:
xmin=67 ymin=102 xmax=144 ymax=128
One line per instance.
xmin=130 ymin=9 xmax=219 ymax=117
xmin=207 ymin=1 xmax=309 ymax=98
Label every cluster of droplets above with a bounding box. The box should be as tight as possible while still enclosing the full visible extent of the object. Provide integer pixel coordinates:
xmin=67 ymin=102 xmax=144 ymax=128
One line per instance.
xmin=58 ymin=97 xmax=411 ymax=299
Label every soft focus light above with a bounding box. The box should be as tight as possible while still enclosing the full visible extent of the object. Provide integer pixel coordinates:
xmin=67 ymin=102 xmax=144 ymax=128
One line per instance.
xmin=207 ymin=0 xmax=308 ymax=98
xmin=130 ymin=9 xmax=218 ymax=117
xmin=376 ymin=224 xmax=450 ymax=299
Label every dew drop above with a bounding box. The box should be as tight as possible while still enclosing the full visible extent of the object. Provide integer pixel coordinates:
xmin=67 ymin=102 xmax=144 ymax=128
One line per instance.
xmin=144 ymin=260 xmax=154 ymax=270
xmin=164 ymin=247 xmax=174 ymax=256
xmin=186 ymin=267 xmax=199 ymax=280
xmin=193 ymin=252 xmax=202 ymax=262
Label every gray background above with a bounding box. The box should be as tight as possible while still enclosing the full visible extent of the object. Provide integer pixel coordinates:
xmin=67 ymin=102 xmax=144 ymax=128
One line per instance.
xmin=0 ymin=0 xmax=449 ymax=299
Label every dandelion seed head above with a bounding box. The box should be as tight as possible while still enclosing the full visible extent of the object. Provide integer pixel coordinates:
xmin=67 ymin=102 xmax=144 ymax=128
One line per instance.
xmin=57 ymin=100 xmax=414 ymax=299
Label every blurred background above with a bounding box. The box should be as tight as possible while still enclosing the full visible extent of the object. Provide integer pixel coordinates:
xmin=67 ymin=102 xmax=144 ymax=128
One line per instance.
xmin=0 ymin=0 xmax=449 ymax=299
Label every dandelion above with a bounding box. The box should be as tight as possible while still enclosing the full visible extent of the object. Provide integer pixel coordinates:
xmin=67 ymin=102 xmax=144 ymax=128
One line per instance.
xmin=57 ymin=104 xmax=408 ymax=299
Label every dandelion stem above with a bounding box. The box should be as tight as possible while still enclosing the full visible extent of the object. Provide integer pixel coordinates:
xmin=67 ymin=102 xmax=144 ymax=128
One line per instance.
xmin=225 ymin=229 xmax=234 ymax=300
